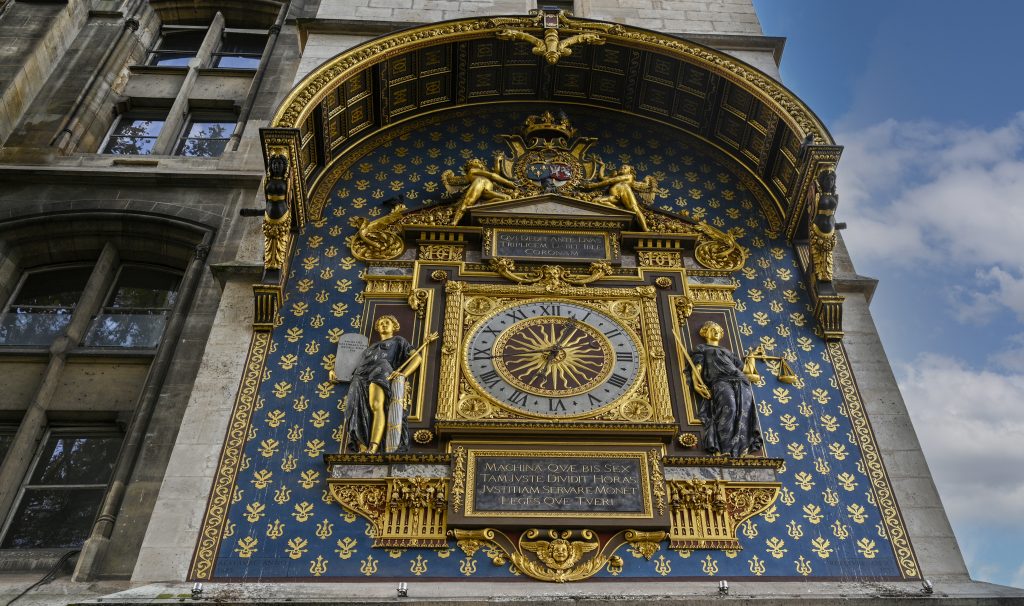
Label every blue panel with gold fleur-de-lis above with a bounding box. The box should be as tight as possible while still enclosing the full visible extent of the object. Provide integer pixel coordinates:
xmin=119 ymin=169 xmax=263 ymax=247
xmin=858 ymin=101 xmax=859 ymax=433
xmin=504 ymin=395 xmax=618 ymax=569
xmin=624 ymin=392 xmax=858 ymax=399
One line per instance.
xmin=207 ymin=106 xmax=908 ymax=580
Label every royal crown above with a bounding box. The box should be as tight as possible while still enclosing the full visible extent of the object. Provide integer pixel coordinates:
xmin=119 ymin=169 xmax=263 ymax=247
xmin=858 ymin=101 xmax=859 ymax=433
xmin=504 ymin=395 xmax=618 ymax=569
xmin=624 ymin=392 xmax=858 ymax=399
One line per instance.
xmin=522 ymin=111 xmax=576 ymax=141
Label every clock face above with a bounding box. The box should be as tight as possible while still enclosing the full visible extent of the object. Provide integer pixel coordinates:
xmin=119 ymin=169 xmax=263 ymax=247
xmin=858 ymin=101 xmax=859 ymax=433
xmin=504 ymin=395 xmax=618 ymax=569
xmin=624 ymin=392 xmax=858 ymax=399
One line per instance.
xmin=464 ymin=300 xmax=643 ymax=417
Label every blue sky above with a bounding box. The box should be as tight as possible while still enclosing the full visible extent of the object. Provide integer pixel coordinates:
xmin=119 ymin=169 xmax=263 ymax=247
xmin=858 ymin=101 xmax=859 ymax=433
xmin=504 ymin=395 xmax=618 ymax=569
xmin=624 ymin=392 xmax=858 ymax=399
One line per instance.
xmin=754 ymin=0 xmax=1024 ymax=589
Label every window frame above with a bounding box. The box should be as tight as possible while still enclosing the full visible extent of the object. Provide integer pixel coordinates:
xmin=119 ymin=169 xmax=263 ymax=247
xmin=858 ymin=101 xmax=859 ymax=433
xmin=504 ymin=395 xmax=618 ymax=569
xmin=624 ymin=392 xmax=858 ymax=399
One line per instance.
xmin=0 ymin=264 xmax=95 ymax=348
xmin=210 ymin=29 xmax=267 ymax=69
xmin=0 ymin=426 xmax=124 ymax=550
xmin=82 ymin=264 xmax=183 ymax=349
xmin=99 ymin=111 xmax=169 ymax=156
xmin=174 ymin=114 xmax=237 ymax=157
xmin=145 ymin=25 xmax=209 ymax=68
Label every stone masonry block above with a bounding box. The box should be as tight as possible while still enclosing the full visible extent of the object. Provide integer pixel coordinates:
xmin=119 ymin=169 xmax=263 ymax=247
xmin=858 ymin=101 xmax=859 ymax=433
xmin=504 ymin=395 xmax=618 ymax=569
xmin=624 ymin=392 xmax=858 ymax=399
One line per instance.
xmin=371 ymin=0 xmax=413 ymax=8
xmin=354 ymin=6 xmax=394 ymax=17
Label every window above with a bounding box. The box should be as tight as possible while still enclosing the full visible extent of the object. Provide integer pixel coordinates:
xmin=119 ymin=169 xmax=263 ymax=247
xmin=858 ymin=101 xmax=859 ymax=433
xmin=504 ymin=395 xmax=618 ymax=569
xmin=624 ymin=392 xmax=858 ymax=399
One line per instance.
xmin=0 ymin=266 xmax=92 ymax=346
xmin=212 ymin=32 xmax=266 ymax=69
xmin=101 ymin=113 xmax=166 ymax=155
xmin=147 ymin=29 xmax=207 ymax=67
xmin=175 ymin=117 xmax=235 ymax=157
xmin=83 ymin=266 xmax=181 ymax=348
xmin=0 ymin=426 xmax=17 ymax=465
xmin=1 ymin=429 xmax=123 ymax=549
xmin=537 ymin=1 xmax=574 ymax=12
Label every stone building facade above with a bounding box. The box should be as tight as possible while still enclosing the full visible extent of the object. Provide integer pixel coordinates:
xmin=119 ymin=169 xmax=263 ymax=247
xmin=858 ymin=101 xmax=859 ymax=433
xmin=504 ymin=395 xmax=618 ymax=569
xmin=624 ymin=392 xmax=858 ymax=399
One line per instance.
xmin=0 ymin=0 xmax=1019 ymax=603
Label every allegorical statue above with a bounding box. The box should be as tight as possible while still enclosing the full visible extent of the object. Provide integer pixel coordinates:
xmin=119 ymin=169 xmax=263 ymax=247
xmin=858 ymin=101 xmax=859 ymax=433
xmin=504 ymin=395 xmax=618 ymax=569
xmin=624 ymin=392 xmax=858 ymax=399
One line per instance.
xmin=441 ymin=158 xmax=517 ymax=226
xmin=262 ymin=153 xmax=291 ymax=271
xmin=687 ymin=321 xmax=762 ymax=457
xmin=585 ymin=164 xmax=660 ymax=231
xmin=342 ymin=315 xmax=436 ymax=454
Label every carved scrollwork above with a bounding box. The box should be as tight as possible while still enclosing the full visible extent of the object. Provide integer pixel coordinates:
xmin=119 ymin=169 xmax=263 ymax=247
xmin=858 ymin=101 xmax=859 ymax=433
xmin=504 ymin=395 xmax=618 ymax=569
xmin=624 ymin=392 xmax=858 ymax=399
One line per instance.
xmin=328 ymin=477 xmax=448 ymax=548
xmin=451 ymin=527 xmax=665 ymax=583
xmin=489 ymin=258 xmax=612 ymax=290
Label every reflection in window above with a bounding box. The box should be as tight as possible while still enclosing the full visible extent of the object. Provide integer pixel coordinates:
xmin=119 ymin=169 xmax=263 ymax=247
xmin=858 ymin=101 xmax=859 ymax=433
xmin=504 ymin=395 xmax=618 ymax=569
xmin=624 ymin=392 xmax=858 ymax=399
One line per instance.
xmin=212 ymin=32 xmax=265 ymax=69
xmin=147 ymin=29 xmax=206 ymax=67
xmin=176 ymin=118 xmax=235 ymax=157
xmin=1 ymin=430 xmax=122 ymax=549
xmin=0 ymin=267 xmax=91 ymax=346
xmin=83 ymin=266 xmax=181 ymax=348
xmin=101 ymin=115 xmax=166 ymax=155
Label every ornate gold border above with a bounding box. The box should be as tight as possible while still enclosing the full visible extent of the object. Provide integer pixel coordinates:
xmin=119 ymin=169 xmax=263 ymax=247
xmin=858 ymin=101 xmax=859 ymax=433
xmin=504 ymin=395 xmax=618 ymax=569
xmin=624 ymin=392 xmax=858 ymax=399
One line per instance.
xmin=273 ymin=18 xmax=831 ymax=145
xmin=828 ymin=341 xmax=920 ymax=579
xmin=463 ymin=449 xmax=655 ymax=519
xmin=189 ymin=331 xmax=270 ymax=581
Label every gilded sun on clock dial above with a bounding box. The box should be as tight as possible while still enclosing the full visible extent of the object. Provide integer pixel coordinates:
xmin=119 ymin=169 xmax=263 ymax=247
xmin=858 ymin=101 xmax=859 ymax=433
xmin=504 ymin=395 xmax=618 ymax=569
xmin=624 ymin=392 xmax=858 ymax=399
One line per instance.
xmin=464 ymin=300 xmax=643 ymax=417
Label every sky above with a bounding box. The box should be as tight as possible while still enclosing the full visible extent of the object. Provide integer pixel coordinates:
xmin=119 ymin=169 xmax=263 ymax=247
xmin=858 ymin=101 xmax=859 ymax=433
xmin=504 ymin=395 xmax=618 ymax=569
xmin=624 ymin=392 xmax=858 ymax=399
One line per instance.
xmin=753 ymin=0 xmax=1024 ymax=589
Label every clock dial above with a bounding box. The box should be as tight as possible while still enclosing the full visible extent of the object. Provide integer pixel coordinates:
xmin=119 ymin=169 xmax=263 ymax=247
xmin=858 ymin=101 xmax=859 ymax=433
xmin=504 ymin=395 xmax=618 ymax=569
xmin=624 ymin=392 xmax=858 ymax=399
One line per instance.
xmin=464 ymin=300 xmax=642 ymax=417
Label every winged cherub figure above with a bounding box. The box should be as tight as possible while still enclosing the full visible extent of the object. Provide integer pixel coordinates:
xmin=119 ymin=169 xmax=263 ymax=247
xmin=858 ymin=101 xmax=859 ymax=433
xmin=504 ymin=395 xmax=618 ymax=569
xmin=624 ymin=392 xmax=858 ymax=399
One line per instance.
xmin=496 ymin=28 xmax=605 ymax=65
xmin=441 ymin=158 xmax=516 ymax=226
xmin=586 ymin=164 xmax=662 ymax=231
xmin=520 ymin=537 xmax=598 ymax=571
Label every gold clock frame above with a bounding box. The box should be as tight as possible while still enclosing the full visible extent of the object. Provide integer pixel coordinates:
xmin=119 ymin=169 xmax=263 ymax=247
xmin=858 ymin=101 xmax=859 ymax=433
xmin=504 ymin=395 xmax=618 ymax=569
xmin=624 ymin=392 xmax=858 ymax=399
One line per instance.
xmin=436 ymin=280 xmax=675 ymax=427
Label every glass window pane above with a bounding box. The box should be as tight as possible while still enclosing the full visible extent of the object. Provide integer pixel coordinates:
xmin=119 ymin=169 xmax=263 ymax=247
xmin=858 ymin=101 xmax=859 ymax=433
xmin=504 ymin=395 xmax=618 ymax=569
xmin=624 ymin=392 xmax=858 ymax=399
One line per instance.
xmin=0 ymin=311 xmax=72 ymax=346
xmin=177 ymin=121 xmax=233 ymax=157
xmin=12 ymin=267 xmax=90 ymax=306
xmin=1 ymin=488 xmax=105 ymax=549
xmin=149 ymin=53 xmax=193 ymax=67
xmin=83 ymin=312 xmax=168 ymax=348
xmin=103 ymin=118 xmax=164 ymax=155
xmin=213 ymin=55 xmax=261 ymax=69
xmin=109 ymin=267 xmax=180 ymax=309
xmin=159 ymin=30 xmax=206 ymax=52
xmin=30 ymin=434 xmax=122 ymax=485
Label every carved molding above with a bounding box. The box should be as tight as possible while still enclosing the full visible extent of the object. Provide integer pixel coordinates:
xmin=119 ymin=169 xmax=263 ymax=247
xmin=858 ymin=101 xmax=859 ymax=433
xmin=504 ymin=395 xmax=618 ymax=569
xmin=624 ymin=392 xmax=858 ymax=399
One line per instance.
xmin=667 ymin=480 xmax=780 ymax=550
xmin=327 ymin=477 xmax=449 ymax=548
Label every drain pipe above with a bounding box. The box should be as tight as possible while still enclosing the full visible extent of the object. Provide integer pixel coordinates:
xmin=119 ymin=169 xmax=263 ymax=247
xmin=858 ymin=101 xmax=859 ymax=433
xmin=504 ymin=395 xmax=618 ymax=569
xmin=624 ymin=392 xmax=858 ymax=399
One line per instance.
xmin=228 ymin=0 xmax=288 ymax=152
xmin=72 ymin=234 xmax=213 ymax=581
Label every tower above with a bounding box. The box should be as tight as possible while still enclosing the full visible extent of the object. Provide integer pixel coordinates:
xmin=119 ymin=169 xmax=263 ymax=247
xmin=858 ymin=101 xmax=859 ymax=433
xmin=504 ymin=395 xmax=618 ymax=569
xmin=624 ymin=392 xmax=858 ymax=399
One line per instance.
xmin=0 ymin=0 xmax=1019 ymax=603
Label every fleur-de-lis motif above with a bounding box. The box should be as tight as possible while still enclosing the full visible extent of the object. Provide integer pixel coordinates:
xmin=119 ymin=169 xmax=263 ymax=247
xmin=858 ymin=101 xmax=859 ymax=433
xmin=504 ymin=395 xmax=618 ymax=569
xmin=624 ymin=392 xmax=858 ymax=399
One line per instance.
xmin=273 ymin=484 xmax=292 ymax=504
xmin=315 ymin=519 xmax=334 ymax=539
xmin=653 ymin=554 xmax=672 ymax=576
xmin=761 ymin=505 xmax=779 ymax=523
xmin=309 ymin=555 xmax=328 ymax=576
xmin=814 ymin=457 xmax=831 ymax=475
xmin=300 ymin=469 xmax=320 ymax=489
xmin=335 ymin=537 xmax=358 ymax=559
xmin=742 ymin=519 xmax=758 ymax=539
xmin=266 ymin=519 xmax=285 ymax=539
xmin=811 ymin=536 xmax=832 ymax=559
xmin=794 ymin=472 xmax=815 ymax=491
xmin=832 ymin=520 xmax=850 ymax=540
xmin=786 ymin=520 xmax=803 ymax=540
xmin=286 ymin=537 xmax=309 ymax=559
xmin=305 ymin=439 xmax=326 ymax=457
xmin=847 ymin=503 xmax=867 ymax=524
xmin=765 ymin=537 xmax=787 ymax=559
xmin=292 ymin=501 xmax=315 ymax=522
xmin=748 ymin=555 xmax=766 ymax=576
xmin=281 ymin=454 xmax=298 ymax=472
xmin=410 ymin=555 xmax=428 ymax=576
xmin=780 ymin=486 xmax=796 ymax=506
xmin=459 ymin=556 xmax=477 ymax=576
xmin=837 ymin=472 xmax=858 ymax=491
xmin=701 ymin=554 xmax=718 ymax=576
xmin=244 ymin=501 xmax=266 ymax=523
xmin=235 ymin=536 xmax=258 ymax=558
xmin=856 ymin=537 xmax=879 ymax=558
xmin=251 ymin=470 xmax=273 ymax=489
xmin=803 ymin=504 xmax=823 ymax=524
xmin=795 ymin=555 xmax=813 ymax=576
xmin=360 ymin=555 xmax=378 ymax=576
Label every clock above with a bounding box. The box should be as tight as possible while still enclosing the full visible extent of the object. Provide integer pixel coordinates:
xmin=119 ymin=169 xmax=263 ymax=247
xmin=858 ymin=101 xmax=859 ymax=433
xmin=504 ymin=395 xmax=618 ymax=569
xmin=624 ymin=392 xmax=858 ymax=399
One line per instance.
xmin=463 ymin=300 xmax=643 ymax=418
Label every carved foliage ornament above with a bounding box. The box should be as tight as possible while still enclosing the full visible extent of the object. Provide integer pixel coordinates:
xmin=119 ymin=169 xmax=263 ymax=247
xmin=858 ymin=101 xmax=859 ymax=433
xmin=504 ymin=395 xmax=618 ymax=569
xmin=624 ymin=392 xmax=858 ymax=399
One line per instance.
xmin=451 ymin=528 xmax=666 ymax=583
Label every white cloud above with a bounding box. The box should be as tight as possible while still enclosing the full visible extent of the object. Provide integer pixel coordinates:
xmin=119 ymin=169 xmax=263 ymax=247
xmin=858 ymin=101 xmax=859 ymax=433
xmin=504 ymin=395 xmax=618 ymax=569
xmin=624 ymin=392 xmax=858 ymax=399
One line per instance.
xmin=898 ymin=354 xmax=1024 ymax=527
xmin=836 ymin=114 xmax=1024 ymax=320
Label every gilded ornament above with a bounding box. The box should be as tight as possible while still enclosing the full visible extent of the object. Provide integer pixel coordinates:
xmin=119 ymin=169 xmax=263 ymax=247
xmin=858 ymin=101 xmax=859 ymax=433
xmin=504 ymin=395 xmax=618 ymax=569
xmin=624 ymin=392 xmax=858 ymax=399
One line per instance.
xmin=693 ymin=222 xmax=748 ymax=272
xmin=586 ymin=164 xmax=665 ymax=231
xmin=407 ymin=288 xmax=430 ymax=318
xmin=441 ymin=159 xmax=516 ymax=226
xmin=489 ymin=258 xmax=612 ymax=290
xmin=328 ymin=477 xmax=448 ymax=548
xmin=674 ymin=296 xmax=694 ymax=319
xmin=346 ymin=205 xmax=406 ymax=261
xmin=262 ymin=152 xmax=292 ymax=271
xmin=667 ymin=480 xmax=780 ymax=550
xmin=808 ymin=167 xmax=839 ymax=283
xmin=451 ymin=527 xmax=665 ymax=583
xmin=655 ymin=276 xmax=673 ymax=288
xmin=412 ymin=429 xmax=434 ymax=445
xmin=677 ymin=432 xmax=699 ymax=448
xmin=418 ymin=244 xmax=463 ymax=262
xmin=430 ymin=269 xmax=448 ymax=282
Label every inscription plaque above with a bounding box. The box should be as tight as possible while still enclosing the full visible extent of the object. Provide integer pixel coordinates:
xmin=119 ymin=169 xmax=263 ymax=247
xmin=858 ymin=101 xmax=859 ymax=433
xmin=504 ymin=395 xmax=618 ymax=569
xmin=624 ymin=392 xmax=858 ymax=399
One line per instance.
xmin=493 ymin=230 xmax=609 ymax=261
xmin=473 ymin=455 xmax=644 ymax=513
xmin=333 ymin=333 xmax=369 ymax=382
